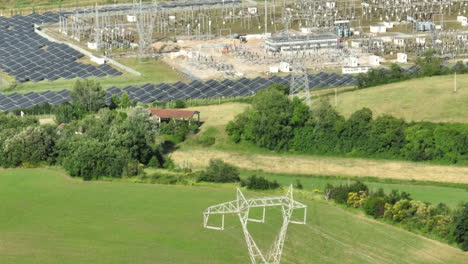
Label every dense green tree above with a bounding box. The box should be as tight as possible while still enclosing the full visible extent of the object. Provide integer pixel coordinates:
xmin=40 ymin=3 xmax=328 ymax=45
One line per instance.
xmin=415 ymin=50 xmax=444 ymax=77
xmin=453 ymin=202 xmax=468 ymax=251
xmin=2 ymin=126 xmax=55 ymax=167
xmin=120 ymin=92 xmax=131 ymax=108
xmin=385 ymin=189 xmax=412 ymax=205
xmin=54 ymin=103 xmax=86 ymax=124
xmin=366 ymin=115 xmax=406 ymax=157
xmin=227 ymin=86 xmax=296 ymax=150
xmin=108 ymin=107 xmax=158 ymax=164
xmin=452 ymin=61 xmax=468 ymax=74
xmin=70 ymin=79 xmax=106 ymax=112
xmin=340 ymin=107 xmax=373 ymax=153
xmin=290 ymin=97 xmax=311 ymax=127
xmin=241 ymin=175 xmax=280 ymax=190
xmin=109 ymin=94 xmax=121 ymax=110
xmin=433 ymin=124 xmax=468 ymax=164
xmin=174 ymin=99 xmax=186 ymax=109
xmin=198 ymin=159 xmax=240 ymax=183
xmin=0 ymin=112 xmax=38 ymax=130
xmin=363 ymin=196 xmax=386 ymax=218
xmin=402 ymin=123 xmax=437 ymax=161
xmin=61 ymin=136 xmax=128 ymax=180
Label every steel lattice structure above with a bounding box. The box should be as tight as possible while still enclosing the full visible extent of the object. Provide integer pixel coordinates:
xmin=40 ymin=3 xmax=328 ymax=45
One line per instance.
xmin=203 ymin=186 xmax=307 ymax=264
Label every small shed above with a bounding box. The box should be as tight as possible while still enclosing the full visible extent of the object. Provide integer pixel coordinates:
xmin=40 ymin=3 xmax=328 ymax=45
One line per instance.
xmin=348 ymin=56 xmax=358 ymax=67
xmin=369 ymin=55 xmax=380 ymax=66
xmin=370 ymin=24 xmax=386 ymax=33
xmin=148 ymin=109 xmax=200 ymax=124
xmin=397 ymin=53 xmax=407 ymax=63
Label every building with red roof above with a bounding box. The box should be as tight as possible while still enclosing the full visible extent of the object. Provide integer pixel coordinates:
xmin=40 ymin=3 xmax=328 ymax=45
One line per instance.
xmin=148 ymin=108 xmax=200 ymax=124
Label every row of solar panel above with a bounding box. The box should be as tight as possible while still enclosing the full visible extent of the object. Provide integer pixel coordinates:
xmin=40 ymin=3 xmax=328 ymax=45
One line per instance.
xmin=72 ymin=0 xmax=242 ymax=15
xmin=0 ymin=13 xmax=122 ymax=83
xmin=0 ymin=73 xmax=357 ymax=111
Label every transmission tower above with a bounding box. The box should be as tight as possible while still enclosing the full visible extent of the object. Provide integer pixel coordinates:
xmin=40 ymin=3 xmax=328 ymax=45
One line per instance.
xmin=135 ymin=0 xmax=156 ymax=58
xmin=289 ymin=58 xmax=311 ymax=108
xmin=284 ymin=12 xmax=311 ymax=108
xmin=203 ymin=185 xmax=307 ymax=264
xmin=94 ymin=4 xmax=101 ymax=52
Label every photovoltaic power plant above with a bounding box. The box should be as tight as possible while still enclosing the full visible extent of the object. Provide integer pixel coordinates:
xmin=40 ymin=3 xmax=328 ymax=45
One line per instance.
xmin=0 ymin=72 xmax=358 ymax=111
xmin=0 ymin=13 xmax=121 ymax=83
xmin=77 ymin=0 xmax=241 ymax=14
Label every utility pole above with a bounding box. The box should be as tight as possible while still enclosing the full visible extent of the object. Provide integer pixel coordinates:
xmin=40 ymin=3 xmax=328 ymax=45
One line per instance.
xmin=335 ymin=87 xmax=338 ymax=106
xmin=265 ymin=0 xmax=267 ymax=35
xmin=454 ymin=72 xmax=457 ymax=93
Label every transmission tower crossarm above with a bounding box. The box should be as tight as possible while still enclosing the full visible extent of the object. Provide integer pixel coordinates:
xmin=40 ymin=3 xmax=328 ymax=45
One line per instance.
xmin=202 ymin=186 xmax=308 ymax=264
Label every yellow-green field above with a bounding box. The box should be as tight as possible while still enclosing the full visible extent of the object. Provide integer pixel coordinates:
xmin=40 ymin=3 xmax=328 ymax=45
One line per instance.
xmin=327 ymin=74 xmax=468 ymax=123
xmin=0 ymin=168 xmax=466 ymax=264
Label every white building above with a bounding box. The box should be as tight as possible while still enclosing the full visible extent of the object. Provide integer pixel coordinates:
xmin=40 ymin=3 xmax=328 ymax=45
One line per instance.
xmin=383 ymin=21 xmax=394 ymax=28
xmin=370 ymin=24 xmax=386 ymax=33
xmin=416 ymin=37 xmax=426 ymax=45
xmin=264 ymin=34 xmax=340 ymax=53
xmin=457 ymin=16 xmax=467 ymax=23
xmin=127 ymin=15 xmax=136 ymax=23
xmin=348 ymin=57 xmax=358 ymax=67
xmin=279 ymin=62 xmax=291 ymax=72
xmin=269 ymin=66 xmax=279 ymax=73
xmin=87 ymin=42 xmax=98 ymax=50
xmin=397 ymin=53 xmax=407 ymax=63
xmin=248 ymin=7 xmax=258 ymax=15
xmin=90 ymin=55 xmax=107 ymax=65
xmin=350 ymin=40 xmax=362 ymax=48
xmin=369 ymin=55 xmax=380 ymax=66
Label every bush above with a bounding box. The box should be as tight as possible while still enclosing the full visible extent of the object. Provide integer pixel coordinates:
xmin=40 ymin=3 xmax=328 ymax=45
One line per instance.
xmin=347 ymin=191 xmax=368 ymax=208
xmin=325 ymin=181 xmax=368 ymax=204
xmin=241 ymin=175 xmax=280 ymax=190
xmin=453 ymin=202 xmax=468 ymax=251
xmin=197 ymin=134 xmax=216 ymax=147
xmin=174 ymin=99 xmax=186 ymax=109
xmin=363 ymin=196 xmax=386 ymax=218
xmin=147 ymin=156 xmax=162 ymax=168
xmin=163 ymin=157 xmax=175 ymax=169
xmin=295 ymin=179 xmax=304 ymax=190
xmin=197 ymin=159 xmax=240 ymax=183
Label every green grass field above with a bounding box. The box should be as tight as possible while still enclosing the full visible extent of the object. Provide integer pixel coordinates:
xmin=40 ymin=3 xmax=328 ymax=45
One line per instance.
xmin=324 ymin=74 xmax=468 ymax=123
xmin=0 ymin=168 xmax=467 ymax=264
xmin=2 ymin=57 xmax=186 ymax=94
xmin=241 ymin=172 xmax=468 ymax=207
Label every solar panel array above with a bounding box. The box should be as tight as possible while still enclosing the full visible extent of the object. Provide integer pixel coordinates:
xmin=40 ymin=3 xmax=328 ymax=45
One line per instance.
xmin=0 ymin=89 xmax=70 ymax=111
xmin=73 ymin=0 xmax=242 ymax=14
xmin=0 ymin=72 xmax=356 ymax=111
xmin=0 ymin=13 xmax=121 ymax=83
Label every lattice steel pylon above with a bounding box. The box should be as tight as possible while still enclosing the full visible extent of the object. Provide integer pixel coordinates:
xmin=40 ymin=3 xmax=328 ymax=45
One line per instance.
xmin=289 ymin=59 xmax=311 ymax=108
xmin=283 ymin=11 xmax=312 ymax=108
xmin=203 ymin=185 xmax=307 ymax=264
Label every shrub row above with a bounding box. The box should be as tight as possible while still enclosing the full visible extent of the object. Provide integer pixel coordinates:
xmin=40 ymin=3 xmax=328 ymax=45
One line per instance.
xmin=325 ymin=182 xmax=468 ymax=251
xmin=226 ymin=85 xmax=468 ymax=165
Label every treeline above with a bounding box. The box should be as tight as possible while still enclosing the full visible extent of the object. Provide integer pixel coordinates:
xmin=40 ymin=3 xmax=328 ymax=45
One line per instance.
xmin=326 ymin=182 xmax=468 ymax=251
xmin=0 ymin=80 xmax=198 ymax=179
xmin=357 ymin=51 xmax=468 ymax=89
xmin=226 ymin=85 xmax=468 ymax=165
